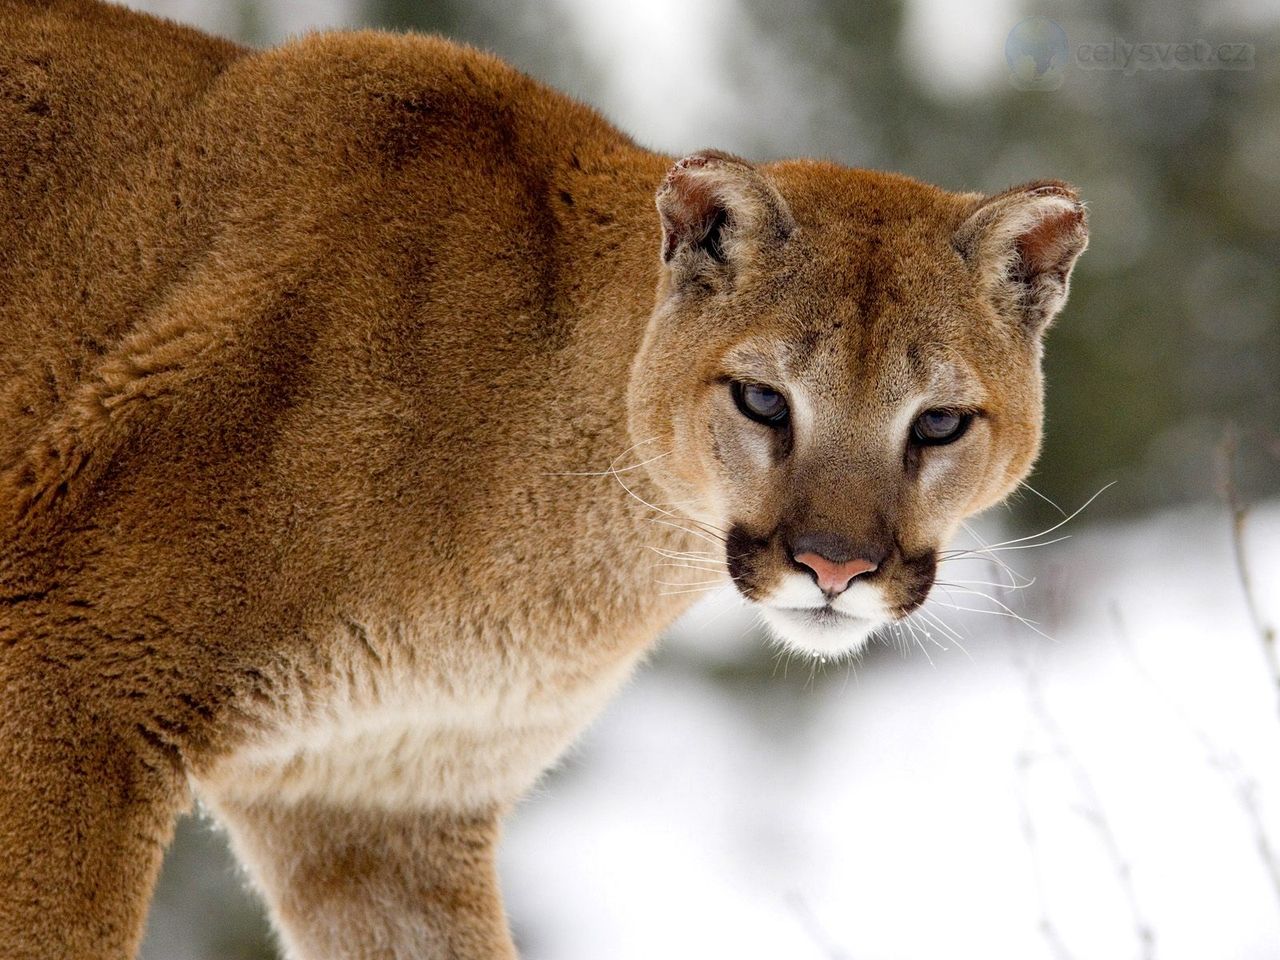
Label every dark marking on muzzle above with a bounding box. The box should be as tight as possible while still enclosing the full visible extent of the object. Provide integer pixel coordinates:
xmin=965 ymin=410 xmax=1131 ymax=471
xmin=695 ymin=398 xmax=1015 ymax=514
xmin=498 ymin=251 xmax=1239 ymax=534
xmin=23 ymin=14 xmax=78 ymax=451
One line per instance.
xmin=725 ymin=522 xmax=771 ymax=602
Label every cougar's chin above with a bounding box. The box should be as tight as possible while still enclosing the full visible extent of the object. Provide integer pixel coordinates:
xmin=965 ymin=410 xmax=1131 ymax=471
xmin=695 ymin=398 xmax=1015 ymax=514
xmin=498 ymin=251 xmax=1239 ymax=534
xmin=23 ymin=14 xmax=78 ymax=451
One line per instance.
xmin=756 ymin=604 xmax=883 ymax=657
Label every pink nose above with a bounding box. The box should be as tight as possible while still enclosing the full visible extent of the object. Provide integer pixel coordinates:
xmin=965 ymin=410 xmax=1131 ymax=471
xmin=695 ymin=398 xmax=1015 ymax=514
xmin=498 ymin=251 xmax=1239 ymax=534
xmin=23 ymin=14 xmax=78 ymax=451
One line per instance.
xmin=793 ymin=552 xmax=878 ymax=597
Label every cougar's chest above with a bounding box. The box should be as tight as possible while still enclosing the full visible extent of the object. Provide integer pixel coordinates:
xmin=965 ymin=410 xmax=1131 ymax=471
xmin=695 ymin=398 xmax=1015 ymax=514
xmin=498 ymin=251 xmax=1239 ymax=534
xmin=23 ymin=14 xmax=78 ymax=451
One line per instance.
xmin=197 ymin=633 xmax=645 ymax=812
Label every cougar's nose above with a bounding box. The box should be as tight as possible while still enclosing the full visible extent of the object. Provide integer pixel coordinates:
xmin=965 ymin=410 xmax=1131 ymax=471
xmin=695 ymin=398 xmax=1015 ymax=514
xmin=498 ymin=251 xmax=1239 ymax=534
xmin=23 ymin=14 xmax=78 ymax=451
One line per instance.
xmin=790 ymin=532 xmax=881 ymax=598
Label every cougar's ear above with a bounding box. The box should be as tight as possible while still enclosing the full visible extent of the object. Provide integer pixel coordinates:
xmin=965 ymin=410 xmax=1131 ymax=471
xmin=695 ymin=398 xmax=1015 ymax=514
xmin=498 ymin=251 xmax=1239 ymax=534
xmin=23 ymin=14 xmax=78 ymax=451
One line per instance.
xmin=656 ymin=150 xmax=795 ymax=282
xmin=954 ymin=180 xmax=1088 ymax=334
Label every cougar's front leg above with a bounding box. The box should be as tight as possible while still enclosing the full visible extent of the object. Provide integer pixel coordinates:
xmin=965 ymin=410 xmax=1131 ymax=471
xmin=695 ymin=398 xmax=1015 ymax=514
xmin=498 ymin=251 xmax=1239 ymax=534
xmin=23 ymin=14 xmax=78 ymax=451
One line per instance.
xmin=0 ymin=662 xmax=188 ymax=960
xmin=214 ymin=799 xmax=518 ymax=960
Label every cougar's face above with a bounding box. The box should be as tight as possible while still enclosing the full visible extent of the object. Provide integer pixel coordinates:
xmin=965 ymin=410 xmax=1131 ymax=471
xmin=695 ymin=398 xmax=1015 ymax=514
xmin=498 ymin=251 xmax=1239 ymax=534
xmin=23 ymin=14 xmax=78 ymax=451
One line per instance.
xmin=630 ymin=155 xmax=1086 ymax=657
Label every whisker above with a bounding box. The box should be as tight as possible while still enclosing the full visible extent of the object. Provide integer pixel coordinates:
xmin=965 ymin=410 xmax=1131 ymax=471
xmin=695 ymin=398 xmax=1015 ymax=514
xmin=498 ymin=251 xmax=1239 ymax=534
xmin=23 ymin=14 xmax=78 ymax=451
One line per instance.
xmin=647 ymin=546 xmax=727 ymax=562
xmin=932 ymin=600 xmax=1034 ymax=622
xmin=976 ymin=536 xmax=1072 ymax=554
xmin=938 ymin=543 xmax=1033 ymax=588
xmin=892 ymin=623 xmax=907 ymax=658
xmin=568 ymin=438 xmax=732 ymax=545
xmin=656 ymin=585 xmax=733 ymax=597
xmin=619 ymin=476 xmax=729 ymax=541
xmin=914 ymin=616 xmax=949 ymax=651
xmin=931 ymin=587 xmax=1057 ymax=643
xmin=647 ymin=495 xmax=716 ymax=509
xmin=542 ymin=436 xmax=665 ymax=477
xmin=945 ymin=559 xmax=1031 ymax=588
xmin=973 ymin=481 xmax=1115 ymax=552
xmin=652 ymin=562 xmax=731 ymax=577
xmin=918 ymin=607 xmax=973 ymax=660
xmin=770 ymin=645 xmax=788 ymax=680
xmin=938 ymin=577 xmax=1036 ymax=592
xmin=1019 ymin=480 xmax=1070 ymax=518
xmin=955 ymin=521 xmax=1038 ymax=582
xmin=902 ymin=618 xmax=936 ymax=667
xmin=646 ymin=517 xmax=726 ymax=547
xmin=545 ymin=450 xmax=671 ymax=477
xmin=941 ymin=534 xmax=1072 ymax=557
xmin=840 ymin=651 xmax=859 ymax=694
xmin=894 ymin=622 xmax=911 ymax=658
xmin=940 ymin=584 xmax=1039 ymax=620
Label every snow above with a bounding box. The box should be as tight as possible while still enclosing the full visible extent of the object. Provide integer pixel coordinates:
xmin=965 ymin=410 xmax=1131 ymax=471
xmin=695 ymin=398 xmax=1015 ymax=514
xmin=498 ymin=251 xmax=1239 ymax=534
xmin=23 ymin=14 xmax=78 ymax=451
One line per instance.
xmin=501 ymin=502 xmax=1280 ymax=959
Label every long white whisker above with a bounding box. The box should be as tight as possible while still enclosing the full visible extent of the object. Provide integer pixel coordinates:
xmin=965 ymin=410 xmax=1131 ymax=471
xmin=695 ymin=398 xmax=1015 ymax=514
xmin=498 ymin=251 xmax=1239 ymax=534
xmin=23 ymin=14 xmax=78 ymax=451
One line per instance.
xmin=939 ymin=540 xmax=1034 ymax=588
xmin=647 ymin=546 xmax=725 ymax=562
xmin=648 ymin=495 xmax=716 ymax=509
xmin=658 ymin=585 xmax=732 ymax=597
xmin=553 ymin=439 xmax=739 ymax=553
xmin=918 ymin=608 xmax=973 ymax=660
xmin=904 ymin=618 xmax=936 ymax=666
xmin=911 ymin=619 xmax=942 ymax=665
xmin=542 ymin=436 xmax=663 ymax=477
xmin=652 ymin=562 xmax=731 ymax=577
xmin=939 ymin=577 xmax=1036 ymax=591
xmin=647 ymin=518 xmax=725 ymax=547
xmin=914 ymin=615 xmax=949 ymax=651
xmin=617 ymin=472 xmax=729 ymax=541
xmin=1019 ymin=480 xmax=1070 ymax=518
xmin=932 ymin=591 xmax=1057 ymax=643
xmin=942 ymin=535 xmax=1072 ymax=557
xmin=941 ymin=561 xmax=1031 ymax=594
xmin=937 ymin=584 xmax=1040 ymax=621
xmin=975 ymin=481 xmax=1115 ymax=551
xmin=572 ymin=439 xmax=731 ymax=545
xmin=974 ymin=536 xmax=1073 ymax=554
xmin=545 ymin=450 xmax=671 ymax=477
xmin=932 ymin=601 xmax=1034 ymax=622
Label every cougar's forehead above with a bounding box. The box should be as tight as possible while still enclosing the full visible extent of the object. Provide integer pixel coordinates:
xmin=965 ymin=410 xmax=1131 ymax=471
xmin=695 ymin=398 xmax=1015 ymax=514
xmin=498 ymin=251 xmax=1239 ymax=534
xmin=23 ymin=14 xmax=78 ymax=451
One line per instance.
xmin=765 ymin=161 xmax=971 ymax=239
xmin=751 ymin=221 xmax=1010 ymax=425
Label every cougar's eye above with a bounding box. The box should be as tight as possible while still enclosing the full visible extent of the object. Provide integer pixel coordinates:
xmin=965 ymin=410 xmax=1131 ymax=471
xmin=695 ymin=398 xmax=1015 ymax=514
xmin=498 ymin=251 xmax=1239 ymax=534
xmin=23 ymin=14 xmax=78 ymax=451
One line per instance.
xmin=732 ymin=381 xmax=789 ymax=426
xmin=911 ymin=408 xmax=971 ymax=445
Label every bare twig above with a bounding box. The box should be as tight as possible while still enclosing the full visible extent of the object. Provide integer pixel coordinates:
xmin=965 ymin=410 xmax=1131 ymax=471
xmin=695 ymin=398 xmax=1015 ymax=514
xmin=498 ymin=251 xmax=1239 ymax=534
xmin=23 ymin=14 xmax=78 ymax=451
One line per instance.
xmin=1013 ymin=746 xmax=1077 ymax=960
xmin=1006 ymin=563 xmax=1157 ymax=960
xmin=784 ymin=891 xmax=853 ymax=960
xmin=1109 ymin=601 xmax=1280 ymax=908
xmin=1013 ymin=643 xmax=1157 ymax=960
xmin=1215 ymin=428 xmax=1280 ymax=721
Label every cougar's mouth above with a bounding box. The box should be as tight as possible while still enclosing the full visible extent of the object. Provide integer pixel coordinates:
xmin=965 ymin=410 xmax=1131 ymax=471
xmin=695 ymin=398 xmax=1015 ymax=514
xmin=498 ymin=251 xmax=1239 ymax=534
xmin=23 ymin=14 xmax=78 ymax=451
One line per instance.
xmin=756 ymin=597 xmax=885 ymax=657
xmin=771 ymin=606 xmax=872 ymax=628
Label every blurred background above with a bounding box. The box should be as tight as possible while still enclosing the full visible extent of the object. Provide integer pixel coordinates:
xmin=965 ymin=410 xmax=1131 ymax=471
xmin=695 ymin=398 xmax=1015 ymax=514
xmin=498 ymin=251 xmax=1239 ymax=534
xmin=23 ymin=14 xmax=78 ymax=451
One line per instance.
xmin=116 ymin=0 xmax=1280 ymax=957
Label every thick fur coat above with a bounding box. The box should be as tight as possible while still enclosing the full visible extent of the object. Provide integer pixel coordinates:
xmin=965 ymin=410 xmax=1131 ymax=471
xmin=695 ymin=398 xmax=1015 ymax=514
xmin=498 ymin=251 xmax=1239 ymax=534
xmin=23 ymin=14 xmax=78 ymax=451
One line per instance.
xmin=0 ymin=2 xmax=1086 ymax=957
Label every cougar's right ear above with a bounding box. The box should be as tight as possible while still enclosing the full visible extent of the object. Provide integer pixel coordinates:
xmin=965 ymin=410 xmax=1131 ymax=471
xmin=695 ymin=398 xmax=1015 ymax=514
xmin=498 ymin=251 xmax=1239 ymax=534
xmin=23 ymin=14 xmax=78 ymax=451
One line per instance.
xmin=953 ymin=180 xmax=1088 ymax=335
xmin=655 ymin=150 xmax=795 ymax=283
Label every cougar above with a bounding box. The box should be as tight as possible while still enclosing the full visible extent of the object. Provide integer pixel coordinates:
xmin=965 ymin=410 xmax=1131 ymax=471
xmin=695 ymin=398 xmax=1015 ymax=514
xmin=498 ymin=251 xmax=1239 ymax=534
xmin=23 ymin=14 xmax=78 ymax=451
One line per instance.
xmin=0 ymin=1 xmax=1087 ymax=957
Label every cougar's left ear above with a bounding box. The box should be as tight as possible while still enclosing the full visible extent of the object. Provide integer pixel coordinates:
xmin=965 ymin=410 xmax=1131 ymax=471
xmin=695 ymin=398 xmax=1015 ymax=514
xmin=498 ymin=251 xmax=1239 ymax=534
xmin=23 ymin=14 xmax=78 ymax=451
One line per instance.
xmin=656 ymin=150 xmax=795 ymax=285
xmin=954 ymin=180 xmax=1088 ymax=334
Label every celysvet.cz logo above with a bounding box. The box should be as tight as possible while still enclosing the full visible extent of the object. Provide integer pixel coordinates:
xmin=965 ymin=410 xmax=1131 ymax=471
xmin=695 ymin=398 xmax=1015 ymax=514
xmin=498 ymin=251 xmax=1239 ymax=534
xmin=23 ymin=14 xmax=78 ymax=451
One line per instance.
xmin=1006 ymin=17 xmax=1255 ymax=91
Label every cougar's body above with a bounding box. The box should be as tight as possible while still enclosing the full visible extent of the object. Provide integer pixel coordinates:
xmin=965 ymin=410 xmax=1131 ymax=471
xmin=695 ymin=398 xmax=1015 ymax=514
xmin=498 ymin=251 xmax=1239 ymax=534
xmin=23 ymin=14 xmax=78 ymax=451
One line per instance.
xmin=1 ymin=4 xmax=680 ymax=955
xmin=0 ymin=2 xmax=1088 ymax=957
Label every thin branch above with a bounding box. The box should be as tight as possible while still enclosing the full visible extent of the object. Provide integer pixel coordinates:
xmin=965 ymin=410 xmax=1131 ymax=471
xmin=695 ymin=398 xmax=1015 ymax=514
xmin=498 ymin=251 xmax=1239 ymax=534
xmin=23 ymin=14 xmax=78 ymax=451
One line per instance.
xmin=1215 ymin=427 xmax=1280 ymax=721
xmin=1013 ymin=747 xmax=1077 ymax=960
xmin=1013 ymin=642 xmax=1157 ymax=960
xmin=1109 ymin=601 xmax=1280 ymax=908
xmin=784 ymin=891 xmax=853 ymax=960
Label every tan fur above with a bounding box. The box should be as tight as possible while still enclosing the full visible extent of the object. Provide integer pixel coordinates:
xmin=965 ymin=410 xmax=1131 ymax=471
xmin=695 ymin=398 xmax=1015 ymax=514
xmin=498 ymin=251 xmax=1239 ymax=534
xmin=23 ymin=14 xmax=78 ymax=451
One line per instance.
xmin=0 ymin=2 xmax=1086 ymax=957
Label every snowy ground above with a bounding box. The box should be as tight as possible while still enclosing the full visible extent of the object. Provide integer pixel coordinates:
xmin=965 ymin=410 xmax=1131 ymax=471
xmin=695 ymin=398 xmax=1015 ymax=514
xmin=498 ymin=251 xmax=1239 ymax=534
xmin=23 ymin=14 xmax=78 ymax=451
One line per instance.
xmin=500 ymin=502 xmax=1280 ymax=960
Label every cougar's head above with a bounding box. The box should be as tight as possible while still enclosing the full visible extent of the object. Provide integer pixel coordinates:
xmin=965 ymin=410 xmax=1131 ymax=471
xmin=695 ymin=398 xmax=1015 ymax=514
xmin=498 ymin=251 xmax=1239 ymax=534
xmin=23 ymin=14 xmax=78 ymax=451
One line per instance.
xmin=628 ymin=151 xmax=1087 ymax=657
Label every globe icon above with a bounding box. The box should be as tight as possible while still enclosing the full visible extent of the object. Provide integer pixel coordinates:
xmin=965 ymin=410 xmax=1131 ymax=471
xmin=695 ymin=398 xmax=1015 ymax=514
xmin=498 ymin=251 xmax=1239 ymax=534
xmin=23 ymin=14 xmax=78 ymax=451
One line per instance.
xmin=1006 ymin=17 xmax=1069 ymax=91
